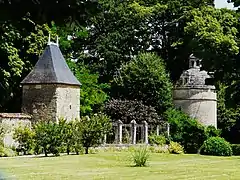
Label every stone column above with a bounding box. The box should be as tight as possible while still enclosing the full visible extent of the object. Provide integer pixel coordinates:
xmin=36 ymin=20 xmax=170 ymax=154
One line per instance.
xmin=142 ymin=121 xmax=148 ymax=144
xmin=131 ymin=120 xmax=137 ymax=144
xmin=156 ymin=125 xmax=160 ymax=136
xmin=117 ymin=120 xmax=123 ymax=144
xmin=103 ymin=134 xmax=107 ymax=145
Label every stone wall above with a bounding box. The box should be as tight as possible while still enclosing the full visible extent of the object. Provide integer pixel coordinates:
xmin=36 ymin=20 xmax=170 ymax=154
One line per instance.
xmin=0 ymin=113 xmax=31 ymax=147
xmin=22 ymin=84 xmax=57 ymax=122
xmin=173 ymin=87 xmax=217 ymax=128
xmin=22 ymin=84 xmax=80 ymax=123
xmin=56 ymin=85 xmax=80 ymax=121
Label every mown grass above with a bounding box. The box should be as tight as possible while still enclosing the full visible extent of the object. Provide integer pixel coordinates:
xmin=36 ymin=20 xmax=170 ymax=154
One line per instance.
xmin=0 ymin=152 xmax=240 ymax=180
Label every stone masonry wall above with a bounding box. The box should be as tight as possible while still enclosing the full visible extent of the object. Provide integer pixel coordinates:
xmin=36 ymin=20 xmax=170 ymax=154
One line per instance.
xmin=0 ymin=113 xmax=31 ymax=147
xmin=22 ymin=84 xmax=80 ymax=123
xmin=22 ymin=84 xmax=57 ymax=122
xmin=173 ymin=88 xmax=217 ymax=128
xmin=56 ymin=85 xmax=80 ymax=122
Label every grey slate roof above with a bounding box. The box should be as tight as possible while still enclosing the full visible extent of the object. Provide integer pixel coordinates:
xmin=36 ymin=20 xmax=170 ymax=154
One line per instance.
xmin=21 ymin=44 xmax=81 ymax=86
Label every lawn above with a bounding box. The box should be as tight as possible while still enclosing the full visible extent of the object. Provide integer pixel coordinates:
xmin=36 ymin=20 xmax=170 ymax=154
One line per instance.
xmin=0 ymin=152 xmax=240 ymax=180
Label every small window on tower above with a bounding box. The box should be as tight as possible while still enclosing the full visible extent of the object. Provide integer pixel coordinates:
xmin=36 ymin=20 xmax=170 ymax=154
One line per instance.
xmin=70 ymin=105 xmax=72 ymax=109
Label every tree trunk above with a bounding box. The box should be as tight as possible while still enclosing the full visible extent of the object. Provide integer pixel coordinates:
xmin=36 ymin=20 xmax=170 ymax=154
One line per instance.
xmin=44 ymin=148 xmax=48 ymax=157
xmin=85 ymin=147 xmax=89 ymax=154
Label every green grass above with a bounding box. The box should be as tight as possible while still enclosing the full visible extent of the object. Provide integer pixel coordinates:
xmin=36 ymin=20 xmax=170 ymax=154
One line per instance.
xmin=0 ymin=152 xmax=240 ymax=180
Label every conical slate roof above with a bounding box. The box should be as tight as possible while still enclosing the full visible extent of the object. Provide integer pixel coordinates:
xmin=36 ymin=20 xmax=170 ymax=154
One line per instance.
xmin=21 ymin=43 xmax=81 ymax=86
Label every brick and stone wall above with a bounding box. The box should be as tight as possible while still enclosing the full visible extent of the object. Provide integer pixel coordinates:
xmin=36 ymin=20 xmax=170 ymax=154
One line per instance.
xmin=22 ymin=84 xmax=80 ymax=123
xmin=0 ymin=113 xmax=31 ymax=147
xmin=173 ymin=87 xmax=217 ymax=128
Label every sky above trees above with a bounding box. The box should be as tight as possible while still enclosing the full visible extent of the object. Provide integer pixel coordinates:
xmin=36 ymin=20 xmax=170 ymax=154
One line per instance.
xmin=215 ymin=0 xmax=233 ymax=9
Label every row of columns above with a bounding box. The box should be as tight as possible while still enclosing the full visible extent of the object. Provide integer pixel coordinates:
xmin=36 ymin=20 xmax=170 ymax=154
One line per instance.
xmin=115 ymin=120 xmax=148 ymax=144
xmin=103 ymin=120 xmax=170 ymax=145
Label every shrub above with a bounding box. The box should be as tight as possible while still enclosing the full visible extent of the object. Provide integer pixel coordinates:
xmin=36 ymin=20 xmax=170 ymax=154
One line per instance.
xmin=205 ymin=126 xmax=221 ymax=138
xmin=200 ymin=137 xmax=232 ymax=156
xmin=148 ymin=134 xmax=166 ymax=145
xmin=0 ymin=146 xmax=16 ymax=157
xmin=168 ymin=141 xmax=184 ymax=154
xmin=33 ymin=120 xmax=66 ymax=156
xmin=231 ymin=144 xmax=240 ymax=156
xmin=13 ymin=126 xmax=35 ymax=155
xmin=131 ymin=146 xmax=149 ymax=167
xmin=166 ymin=108 xmax=207 ymax=153
xmin=77 ymin=113 xmax=111 ymax=154
xmin=0 ymin=124 xmax=7 ymax=147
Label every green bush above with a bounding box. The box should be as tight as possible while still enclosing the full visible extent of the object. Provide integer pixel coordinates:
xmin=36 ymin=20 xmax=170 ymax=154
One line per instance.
xmin=166 ymin=108 xmax=207 ymax=153
xmin=13 ymin=126 xmax=35 ymax=155
xmin=76 ymin=113 xmax=111 ymax=154
xmin=168 ymin=141 xmax=184 ymax=154
xmin=131 ymin=146 xmax=150 ymax=167
xmin=0 ymin=124 xmax=7 ymax=147
xmin=33 ymin=120 xmax=66 ymax=156
xmin=0 ymin=146 xmax=16 ymax=157
xmin=148 ymin=134 xmax=166 ymax=145
xmin=200 ymin=137 xmax=232 ymax=156
xmin=231 ymin=144 xmax=240 ymax=155
xmin=205 ymin=126 xmax=221 ymax=138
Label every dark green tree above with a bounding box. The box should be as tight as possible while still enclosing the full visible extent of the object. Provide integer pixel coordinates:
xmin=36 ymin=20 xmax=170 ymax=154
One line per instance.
xmin=113 ymin=52 xmax=173 ymax=113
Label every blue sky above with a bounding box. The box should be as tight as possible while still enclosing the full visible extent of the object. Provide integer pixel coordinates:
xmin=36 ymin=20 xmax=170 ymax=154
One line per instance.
xmin=215 ymin=0 xmax=234 ymax=9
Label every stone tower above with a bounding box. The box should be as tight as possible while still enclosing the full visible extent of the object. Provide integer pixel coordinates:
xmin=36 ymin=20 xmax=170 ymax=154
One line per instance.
xmin=173 ymin=54 xmax=217 ymax=128
xmin=21 ymin=38 xmax=81 ymax=122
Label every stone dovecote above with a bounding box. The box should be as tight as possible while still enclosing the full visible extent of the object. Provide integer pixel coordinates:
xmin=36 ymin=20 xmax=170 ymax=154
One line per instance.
xmin=21 ymin=39 xmax=81 ymax=123
xmin=173 ymin=54 xmax=217 ymax=128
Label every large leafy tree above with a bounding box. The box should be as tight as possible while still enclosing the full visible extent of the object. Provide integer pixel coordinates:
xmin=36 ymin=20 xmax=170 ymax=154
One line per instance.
xmin=113 ymin=52 xmax=173 ymax=114
xmin=84 ymin=0 xmax=215 ymax=82
xmin=67 ymin=61 xmax=109 ymax=116
xmin=0 ymin=0 xmax=99 ymax=26
xmin=0 ymin=19 xmax=52 ymax=112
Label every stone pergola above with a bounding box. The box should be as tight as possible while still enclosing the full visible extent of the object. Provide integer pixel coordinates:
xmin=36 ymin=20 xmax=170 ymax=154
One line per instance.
xmin=103 ymin=120 xmax=170 ymax=145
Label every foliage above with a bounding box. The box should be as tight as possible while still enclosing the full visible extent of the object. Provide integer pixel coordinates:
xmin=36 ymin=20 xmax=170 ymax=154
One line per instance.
xmin=200 ymin=137 xmax=232 ymax=156
xmin=0 ymin=146 xmax=16 ymax=157
xmin=0 ymin=19 xmax=52 ymax=112
xmin=113 ymin=52 xmax=173 ymax=113
xmin=67 ymin=61 xmax=109 ymax=116
xmin=168 ymin=141 xmax=184 ymax=154
xmin=33 ymin=120 xmax=66 ymax=156
xmin=148 ymin=134 xmax=166 ymax=146
xmin=0 ymin=124 xmax=6 ymax=147
xmin=13 ymin=125 xmax=35 ymax=155
xmin=166 ymin=108 xmax=207 ymax=153
xmin=205 ymin=126 xmax=221 ymax=139
xmin=231 ymin=144 xmax=240 ymax=156
xmin=131 ymin=146 xmax=150 ymax=167
xmin=105 ymin=99 xmax=161 ymax=124
xmin=77 ymin=113 xmax=111 ymax=154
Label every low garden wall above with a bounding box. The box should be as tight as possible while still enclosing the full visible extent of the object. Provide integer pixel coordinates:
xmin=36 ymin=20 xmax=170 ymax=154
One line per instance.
xmin=0 ymin=113 xmax=31 ymax=147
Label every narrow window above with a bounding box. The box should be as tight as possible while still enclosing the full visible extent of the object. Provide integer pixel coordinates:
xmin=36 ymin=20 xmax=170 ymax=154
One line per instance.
xmin=196 ymin=60 xmax=200 ymax=66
